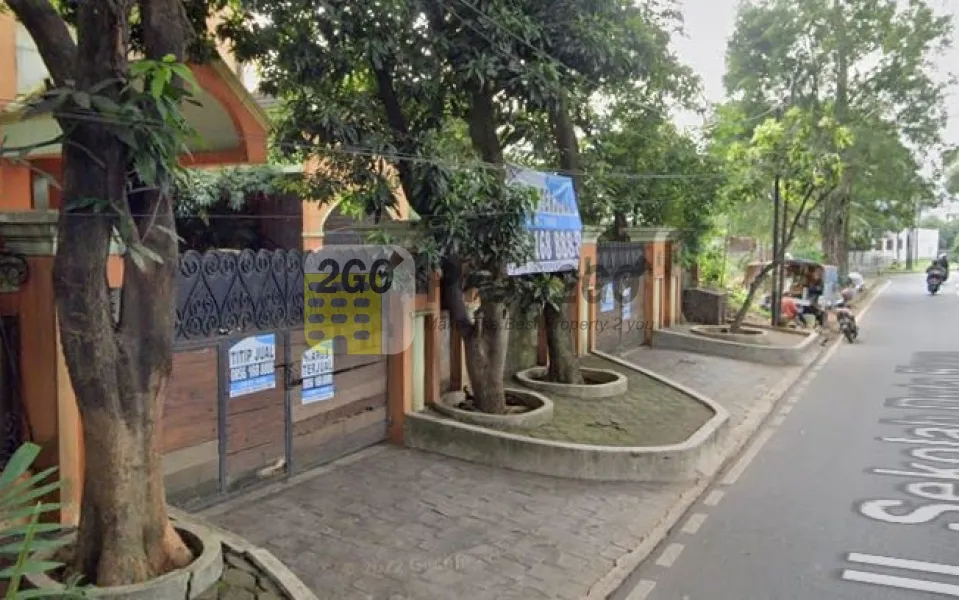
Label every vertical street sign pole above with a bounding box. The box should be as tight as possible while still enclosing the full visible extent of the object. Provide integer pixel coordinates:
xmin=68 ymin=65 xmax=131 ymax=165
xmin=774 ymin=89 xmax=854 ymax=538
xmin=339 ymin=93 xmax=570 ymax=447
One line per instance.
xmin=779 ymin=177 xmax=788 ymax=317
xmin=771 ymin=173 xmax=782 ymax=327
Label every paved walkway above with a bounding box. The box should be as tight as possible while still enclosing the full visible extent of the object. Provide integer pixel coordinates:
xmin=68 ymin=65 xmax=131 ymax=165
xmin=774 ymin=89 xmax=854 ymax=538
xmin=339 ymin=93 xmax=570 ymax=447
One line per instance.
xmin=201 ymin=348 xmax=804 ymax=600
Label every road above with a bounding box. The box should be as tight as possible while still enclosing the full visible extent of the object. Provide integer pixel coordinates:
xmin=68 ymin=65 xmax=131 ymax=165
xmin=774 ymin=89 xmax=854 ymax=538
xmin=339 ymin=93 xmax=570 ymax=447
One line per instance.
xmin=612 ymin=274 xmax=959 ymax=599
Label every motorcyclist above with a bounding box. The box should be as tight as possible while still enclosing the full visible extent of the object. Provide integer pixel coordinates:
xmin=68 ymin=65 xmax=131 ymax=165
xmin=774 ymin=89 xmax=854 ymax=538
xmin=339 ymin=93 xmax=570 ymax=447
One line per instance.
xmin=927 ymin=259 xmax=946 ymax=277
xmin=938 ymin=253 xmax=950 ymax=281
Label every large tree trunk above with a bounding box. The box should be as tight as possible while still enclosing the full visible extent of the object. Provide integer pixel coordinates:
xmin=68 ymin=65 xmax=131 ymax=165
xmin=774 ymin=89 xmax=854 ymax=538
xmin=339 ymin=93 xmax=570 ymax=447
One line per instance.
xmin=545 ymin=95 xmax=584 ymax=384
xmin=463 ymin=300 xmax=509 ymax=413
xmin=29 ymin=0 xmax=193 ymax=585
xmin=442 ymin=88 xmax=512 ymax=413
xmin=544 ymin=302 xmax=583 ymax=384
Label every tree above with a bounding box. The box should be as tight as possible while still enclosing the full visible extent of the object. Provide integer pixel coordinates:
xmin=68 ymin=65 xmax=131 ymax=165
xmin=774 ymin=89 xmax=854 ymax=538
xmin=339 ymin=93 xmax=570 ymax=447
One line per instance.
xmin=714 ymin=106 xmax=851 ymax=332
xmin=724 ymin=0 xmax=952 ymax=274
xmin=223 ymin=0 xmax=543 ymax=412
xmin=2 ymin=0 xmax=224 ymax=585
xmin=493 ymin=0 xmax=700 ymax=383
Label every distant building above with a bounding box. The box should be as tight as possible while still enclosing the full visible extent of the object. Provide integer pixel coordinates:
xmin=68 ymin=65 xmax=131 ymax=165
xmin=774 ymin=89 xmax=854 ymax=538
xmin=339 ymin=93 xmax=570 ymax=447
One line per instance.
xmin=923 ymin=200 xmax=959 ymax=223
xmin=869 ymin=228 xmax=939 ymax=261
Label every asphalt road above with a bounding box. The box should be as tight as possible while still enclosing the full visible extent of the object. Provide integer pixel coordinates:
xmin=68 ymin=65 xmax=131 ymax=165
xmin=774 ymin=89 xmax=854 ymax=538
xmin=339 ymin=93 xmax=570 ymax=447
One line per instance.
xmin=613 ymin=274 xmax=959 ymax=600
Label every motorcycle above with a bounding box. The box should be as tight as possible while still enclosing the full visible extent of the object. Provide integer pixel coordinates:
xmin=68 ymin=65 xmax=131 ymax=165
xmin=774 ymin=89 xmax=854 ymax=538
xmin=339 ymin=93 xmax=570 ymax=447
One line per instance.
xmin=928 ymin=268 xmax=945 ymax=295
xmin=837 ymin=309 xmax=858 ymax=343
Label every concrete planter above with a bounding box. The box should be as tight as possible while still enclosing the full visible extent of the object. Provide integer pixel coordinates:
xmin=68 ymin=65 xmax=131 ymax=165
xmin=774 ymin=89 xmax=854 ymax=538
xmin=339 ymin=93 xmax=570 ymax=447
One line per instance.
xmin=652 ymin=325 xmax=818 ymax=366
xmin=406 ymin=352 xmax=730 ymax=483
xmin=515 ymin=367 xmax=627 ymax=399
xmin=690 ymin=324 xmax=770 ymax=345
xmin=434 ymin=388 xmax=553 ymax=429
xmin=26 ymin=522 xmax=223 ymax=600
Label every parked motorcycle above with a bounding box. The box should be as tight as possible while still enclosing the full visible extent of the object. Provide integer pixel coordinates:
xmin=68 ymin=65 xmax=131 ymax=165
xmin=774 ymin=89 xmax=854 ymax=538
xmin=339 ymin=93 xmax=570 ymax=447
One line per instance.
xmin=837 ymin=310 xmax=858 ymax=343
xmin=928 ymin=268 xmax=945 ymax=295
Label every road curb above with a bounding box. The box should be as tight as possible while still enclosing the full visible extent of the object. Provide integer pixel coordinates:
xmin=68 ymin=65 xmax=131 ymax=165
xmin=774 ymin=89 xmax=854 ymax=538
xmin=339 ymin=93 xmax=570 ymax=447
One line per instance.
xmin=583 ymin=278 xmax=890 ymax=600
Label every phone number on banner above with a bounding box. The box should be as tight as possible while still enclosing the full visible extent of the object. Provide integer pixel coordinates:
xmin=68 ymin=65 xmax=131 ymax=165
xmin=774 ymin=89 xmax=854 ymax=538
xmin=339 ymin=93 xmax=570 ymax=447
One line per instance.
xmin=534 ymin=229 xmax=581 ymax=263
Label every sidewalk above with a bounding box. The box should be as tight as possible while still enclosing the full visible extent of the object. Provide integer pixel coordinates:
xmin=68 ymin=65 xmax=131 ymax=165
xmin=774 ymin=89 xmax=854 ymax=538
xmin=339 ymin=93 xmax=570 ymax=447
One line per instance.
xmin=200 ymin=349 xmax=807 ymax=600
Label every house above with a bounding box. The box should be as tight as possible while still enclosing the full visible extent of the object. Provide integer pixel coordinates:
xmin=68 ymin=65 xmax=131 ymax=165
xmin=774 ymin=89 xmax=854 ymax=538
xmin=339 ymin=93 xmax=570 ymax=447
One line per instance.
xmin=0 ymin=12 xmax=686 ymax=519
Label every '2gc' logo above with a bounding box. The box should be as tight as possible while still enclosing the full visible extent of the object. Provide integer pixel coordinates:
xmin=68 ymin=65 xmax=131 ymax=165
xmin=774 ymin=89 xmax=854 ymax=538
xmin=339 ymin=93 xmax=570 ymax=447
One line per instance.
xmin=310 ymin=256 xmax=395 ymax=294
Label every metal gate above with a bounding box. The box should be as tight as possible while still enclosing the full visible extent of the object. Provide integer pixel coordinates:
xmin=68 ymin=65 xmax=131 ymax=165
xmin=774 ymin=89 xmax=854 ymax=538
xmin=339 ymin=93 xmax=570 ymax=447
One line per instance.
xmin=595 ymin=242 xmax=648 ymax=353
xmin=164 ymin=248 xmax=388 ymax=510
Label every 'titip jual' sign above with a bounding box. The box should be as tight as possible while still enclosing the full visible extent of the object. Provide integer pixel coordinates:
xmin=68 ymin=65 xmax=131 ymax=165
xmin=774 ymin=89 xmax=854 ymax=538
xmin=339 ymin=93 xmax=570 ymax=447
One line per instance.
xmin=304 ymin=245 xmax=415 ymax=355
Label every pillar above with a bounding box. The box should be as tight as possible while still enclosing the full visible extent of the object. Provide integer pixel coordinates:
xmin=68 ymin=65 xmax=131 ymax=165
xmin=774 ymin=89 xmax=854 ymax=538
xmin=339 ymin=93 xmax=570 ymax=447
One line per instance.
xmin=0 ymin=210 xmax=124 ymax=525
xmin=579 ymin=226 xmax=603 ymax=355
xmin=625 ymin=227 xmax=677 ymax=344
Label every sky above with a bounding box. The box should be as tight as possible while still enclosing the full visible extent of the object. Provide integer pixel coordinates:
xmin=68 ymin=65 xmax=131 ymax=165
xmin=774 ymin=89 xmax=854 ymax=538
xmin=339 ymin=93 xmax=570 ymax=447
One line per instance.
xmin=671 ymin=0 xmax=959 ymax=148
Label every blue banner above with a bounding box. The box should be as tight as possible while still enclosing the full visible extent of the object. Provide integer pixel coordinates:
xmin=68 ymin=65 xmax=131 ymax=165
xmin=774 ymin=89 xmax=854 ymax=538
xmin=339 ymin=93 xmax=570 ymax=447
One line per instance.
xmin=507 ymin=167 xmax=583 ymax=276
xmin=228 ymin=334 xmax=276 ymax=398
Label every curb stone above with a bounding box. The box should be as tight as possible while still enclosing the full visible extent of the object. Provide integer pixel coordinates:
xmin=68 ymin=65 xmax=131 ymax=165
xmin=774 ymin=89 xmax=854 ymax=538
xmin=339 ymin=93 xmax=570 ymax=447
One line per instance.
xmin=582 ymin=279 xmax=887 ymax=600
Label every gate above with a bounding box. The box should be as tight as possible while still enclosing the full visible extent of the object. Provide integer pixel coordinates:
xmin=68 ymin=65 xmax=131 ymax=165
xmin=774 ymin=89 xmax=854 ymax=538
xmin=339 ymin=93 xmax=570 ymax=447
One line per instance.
xmin=595 ymin=241 xmax=647 ymax=353
xmin=163 ymin=248 xmax=388 ymax=509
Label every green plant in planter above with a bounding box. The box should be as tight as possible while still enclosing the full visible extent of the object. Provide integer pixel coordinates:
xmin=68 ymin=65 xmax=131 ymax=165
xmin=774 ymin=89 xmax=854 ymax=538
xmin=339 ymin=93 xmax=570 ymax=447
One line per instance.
xmin=0 ymin=443 xmax=86 ymax=598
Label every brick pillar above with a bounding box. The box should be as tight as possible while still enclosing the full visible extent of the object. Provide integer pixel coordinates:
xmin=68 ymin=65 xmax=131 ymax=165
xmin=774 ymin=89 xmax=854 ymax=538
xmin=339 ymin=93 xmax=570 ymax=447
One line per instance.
xmin=0 ymin=210 xmax=125 ymax=525
xmin=579 ymin=226 xmax=603 ymax=355
xmin=625 ymin=227 xmax=677 ymax=345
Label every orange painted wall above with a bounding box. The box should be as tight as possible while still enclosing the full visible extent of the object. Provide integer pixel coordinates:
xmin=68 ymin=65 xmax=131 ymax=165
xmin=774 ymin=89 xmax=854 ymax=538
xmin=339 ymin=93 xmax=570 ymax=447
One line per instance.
xmin=0 ymin=163 xmax=33 ymax=210
xmin=0 ymin=13 xmax=16 ymax=109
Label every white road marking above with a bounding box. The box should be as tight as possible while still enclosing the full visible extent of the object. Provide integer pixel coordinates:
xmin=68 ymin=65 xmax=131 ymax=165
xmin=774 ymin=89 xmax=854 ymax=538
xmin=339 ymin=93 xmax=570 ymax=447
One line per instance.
xmin=681 ymin=513 xmax=708 ymax=534
xmin=848 ymin=552 xmax=959 ymax=577
xmin=655 ymin=543 xmax=684 ymax=568
xmin=723 ymin=428 xmax=776 ymax=485
xmin=703 ymin=490 xmax=724 ymax=506
xmin=841 ymin=570 xmax=959 ymax=596
xmin=624 ymin=579 xmax=656 ymax=600
xmin=771 ymin=414 xmax=787 ymax=427
xmin=779 ymin=404 xmax=793 ymax=416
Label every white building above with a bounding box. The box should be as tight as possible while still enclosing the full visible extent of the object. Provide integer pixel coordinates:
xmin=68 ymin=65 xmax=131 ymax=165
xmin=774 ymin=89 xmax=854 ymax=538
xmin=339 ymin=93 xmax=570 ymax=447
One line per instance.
xmin=874 ymin=228 xmax=940 ymax=261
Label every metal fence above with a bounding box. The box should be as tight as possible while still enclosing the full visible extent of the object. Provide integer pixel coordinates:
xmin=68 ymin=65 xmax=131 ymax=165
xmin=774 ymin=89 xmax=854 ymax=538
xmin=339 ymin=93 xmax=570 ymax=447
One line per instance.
xmin=174 ymin=249 xmax=305 ymax=342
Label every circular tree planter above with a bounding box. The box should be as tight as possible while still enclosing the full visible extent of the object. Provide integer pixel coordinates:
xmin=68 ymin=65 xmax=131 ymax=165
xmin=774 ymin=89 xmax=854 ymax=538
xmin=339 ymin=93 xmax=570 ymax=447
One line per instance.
xmin=515 ymin=366 xmax=627 ymax=399
xmin=26 ymin=521 xmax=223 ymax=599
xmin=434 ymin=388 xmax=553 ymax=429
xmin=690 ymin=324 xmax=770 ymax=345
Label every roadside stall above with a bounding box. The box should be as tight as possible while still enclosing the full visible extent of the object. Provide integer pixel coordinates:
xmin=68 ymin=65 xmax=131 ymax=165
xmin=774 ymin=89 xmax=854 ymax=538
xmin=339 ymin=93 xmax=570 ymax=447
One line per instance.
xmin=742 ymin=258 xmax=841 ymax=311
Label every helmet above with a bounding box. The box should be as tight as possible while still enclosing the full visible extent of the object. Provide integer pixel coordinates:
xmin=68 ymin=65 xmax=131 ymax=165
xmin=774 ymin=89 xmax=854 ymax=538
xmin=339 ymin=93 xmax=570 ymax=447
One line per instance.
xmin=841 ymin=288 xmax=854 ymax=302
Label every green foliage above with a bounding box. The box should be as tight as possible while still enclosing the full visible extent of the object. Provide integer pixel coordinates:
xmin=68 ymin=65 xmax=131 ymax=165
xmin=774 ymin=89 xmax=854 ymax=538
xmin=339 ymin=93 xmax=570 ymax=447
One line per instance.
xmin=723 ymin=0 xmax=953 ymax=259
xmin=173 ymin=165 xmax=295 ymax=219
xmin=719 ymin=105 xmax=850 ymax=223
xmin=25 ymin=55 xmax=201 ymax=270
xmin=696 ymin=244 xmax=727 ymax=288
xmin=0 ymin=443 xmax=86 ymax=598
xmin=919 ymin=215 xmax=959 ymax=252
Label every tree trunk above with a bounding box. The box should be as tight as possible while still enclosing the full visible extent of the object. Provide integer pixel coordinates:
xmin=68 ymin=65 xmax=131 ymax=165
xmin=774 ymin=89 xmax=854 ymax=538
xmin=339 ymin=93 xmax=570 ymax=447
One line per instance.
xmin=544 ymin=302 xmax=583 ymax=384
xmin=821 ymin=187 xmax=850 ymax=274
xmin=37 ymin=0 xmax=193 ymax=585
xmin=448 ymin=88 xmax=511 ymax=413
xmin=544 ymin=96 xmax=585 ymax=384
xmin=729 ymin=263 xmax=776 ymax=333
xmin=463 ymin=300 xmax=509 ymax=413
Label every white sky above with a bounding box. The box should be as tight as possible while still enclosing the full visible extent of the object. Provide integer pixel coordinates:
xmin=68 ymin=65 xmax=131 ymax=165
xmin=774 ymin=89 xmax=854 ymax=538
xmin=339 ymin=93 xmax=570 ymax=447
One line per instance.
xmin=671 ymin=0 xmax=959 ymax=147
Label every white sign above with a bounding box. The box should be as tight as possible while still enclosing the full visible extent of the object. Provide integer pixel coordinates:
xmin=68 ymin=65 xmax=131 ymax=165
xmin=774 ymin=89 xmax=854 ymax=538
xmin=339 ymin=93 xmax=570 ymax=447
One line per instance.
xmin=622 ymin=287 xmax=632 ymax=320
xmin=302 ymin=342 xmax=335 ymax=404
xmin=600 ymin=282 xmax=614 ymax=312
xmin=228 ymin=334 xmax=276 ymax=398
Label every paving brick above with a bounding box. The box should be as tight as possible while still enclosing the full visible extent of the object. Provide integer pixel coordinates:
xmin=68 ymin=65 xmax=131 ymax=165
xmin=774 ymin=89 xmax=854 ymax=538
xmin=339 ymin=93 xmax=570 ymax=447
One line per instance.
xmin=201 ymin=345 xmax=803 ymax=600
